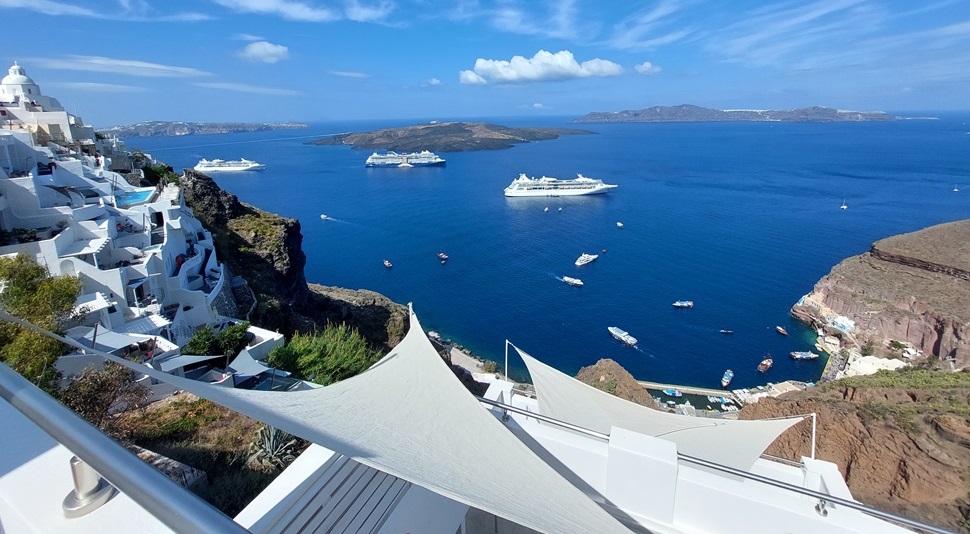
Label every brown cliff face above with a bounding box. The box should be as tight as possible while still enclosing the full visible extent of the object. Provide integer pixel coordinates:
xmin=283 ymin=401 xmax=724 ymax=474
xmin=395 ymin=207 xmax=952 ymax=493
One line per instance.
xmin=740 ymin=373 xmax=970 ymax=532
xmin=180 ymin=170 xmax=406 ymax=350
xmin=575 ymin=359 xmax=660 ymax=409
xmin=791 ymin=219 xmax=970 ymax=367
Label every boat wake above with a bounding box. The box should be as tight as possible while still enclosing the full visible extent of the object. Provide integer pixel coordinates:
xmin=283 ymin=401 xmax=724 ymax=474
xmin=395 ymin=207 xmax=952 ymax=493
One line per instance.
xmin=319 ymin=214 xmax=349 ymax=224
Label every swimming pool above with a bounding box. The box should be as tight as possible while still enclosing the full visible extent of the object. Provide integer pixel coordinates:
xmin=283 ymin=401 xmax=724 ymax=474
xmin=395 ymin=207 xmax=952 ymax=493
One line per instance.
xmin=115 ymin=189 xmax=155 ymax=207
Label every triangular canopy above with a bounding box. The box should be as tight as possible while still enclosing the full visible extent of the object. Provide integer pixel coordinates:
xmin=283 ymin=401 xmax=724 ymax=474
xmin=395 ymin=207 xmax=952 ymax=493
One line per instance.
xmin=515 ymin=345 xmax=803 ymax=471
xmin=79 ymin=309 xmax=633 ymax=534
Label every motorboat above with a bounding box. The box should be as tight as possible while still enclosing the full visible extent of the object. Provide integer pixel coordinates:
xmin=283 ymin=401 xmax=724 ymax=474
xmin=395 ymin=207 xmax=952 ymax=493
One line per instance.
xmin=383 ymin=259 xmax=392 ymax=268
xmin=721 ymin=369 xmax=734 ymax=388
xmin=840 ymin=199 xmax=848 ymax=210
xmin=776 ymin=326 xmax=789 ymax=336
xmin=662 ymin=388 xmax=682 ymax=397
xmin=758 ymin=357 xmax=773 ymax=373
xmin=320 ymin=213 xmax=329 ymax=220
xmin=562 ymin=276 xmax=583 ymax=287
xmin=672 ymin=300 xmax=694 ymax=308
xmin=616 ymin=222 xmax=624 ymax=228
xmin=437 ymin=252 xmax=449 ymax=260
xmin=790 ymin=351 xmax=820 ymax=360
xmin=607 ymin=326 xmax=637 ymax=347
xmin=719 ymin=329 xmax=734 ymax=334
xmin=575 ymin=253 xmax=598 ymax=266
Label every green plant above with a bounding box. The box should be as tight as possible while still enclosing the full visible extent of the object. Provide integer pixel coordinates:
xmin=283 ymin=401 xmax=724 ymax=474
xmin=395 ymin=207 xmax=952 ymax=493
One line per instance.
xmin=247 ymin=426 xmax=300 ymax=470
xmin=889 ymin=340 xmax=907 ymax=351
xmin=482 ymin=360 xmax=498 ymax=373
xmin=861 ymin=340 xmax=875 ymax=356
xmin=217 ymin=322 xmax=250 ymax=364
xmin=60 ymin=362 xmax=150 ymax=437
xmin=268 ymin=323 xmax=381 ymax=386
xmin=183 ymin=326 xmax=218 ymax=356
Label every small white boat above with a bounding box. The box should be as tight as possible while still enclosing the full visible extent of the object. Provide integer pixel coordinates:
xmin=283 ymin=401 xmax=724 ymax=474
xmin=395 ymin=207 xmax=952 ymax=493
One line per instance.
xmin=775 ymin=326 xmax=789 ymax=336
xmin=437 ymin=252 xmax=449 ymax=260
xmin=954 ymin=185 xmax=960 ymax=192
xmin=320 ymin=213 xmax=329 ymax=220
xmin=608 ymin=326 xmax=637 ymax=346
xmin=672 ymin=300 xmax=694 ymax=308
xmin=616 ymin=222 xmax=623 ymax=228
xmin=721 ymin=369 xmax=734 ymax=388
xmin=558 ymin=207 xmax=563 ymax=212
xmin=790 ymin=351 xmax=820 ymax=360
xmin=562 ymin=276 xmax=583 ymax=287
xmin=575 ymin=253 xmax=598 ymax=266
xmin=544 ymin=207 xmax=549 ymax=212
xmin=840 ymin=199 xmax=848 ymax=210
xmin=383 ymin=259 xmax=392 ymax=268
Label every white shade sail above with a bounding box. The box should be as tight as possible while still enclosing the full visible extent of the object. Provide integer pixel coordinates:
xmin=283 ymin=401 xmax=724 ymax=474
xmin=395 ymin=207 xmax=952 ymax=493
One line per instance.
xmin=71 ymin=309 xmax=634 ymax=534
xmin=515 ymin=345 xmax=804 ymax=471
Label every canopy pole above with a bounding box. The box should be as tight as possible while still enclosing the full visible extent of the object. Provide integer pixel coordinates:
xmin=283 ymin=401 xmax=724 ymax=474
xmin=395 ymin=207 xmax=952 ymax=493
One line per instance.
xmin=812 ymin=412 xmax=818 ymax=460
xmin=504 ymin=339 xmax=509 ymax=383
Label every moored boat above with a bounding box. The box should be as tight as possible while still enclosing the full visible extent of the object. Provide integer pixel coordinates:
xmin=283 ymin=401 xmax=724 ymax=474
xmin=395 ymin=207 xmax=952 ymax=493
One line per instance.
xmin=194 ymin=158 xmax=265 ymax=172
xmin=437 ymin=252 xmax=449 ymax=260
xmin=662 ymin=388 xmax=682 ymax=397
xmin=721 ymin=369 xmax=734 ymax=388
xmin=562 ymin=276 xmax=583 ymax=287
xmin=775 ymin=326 xmax=789 ymax=336
xmin=758 ymin=357 xmax=773 ymax=373
xmin=383 ymin=259 xmax=392 ymax=268
xmin=607 ymin=326 xmax=637 ymax=346
xmin=672 ymin=300 xmax=694 ymax=308
xmin=504 ymin=173 xmax=618 ymax=197
xmin=575 ymin=253 xmax=598 ymax=266
xmin=790 ymin=351 xmax=820 ymax=360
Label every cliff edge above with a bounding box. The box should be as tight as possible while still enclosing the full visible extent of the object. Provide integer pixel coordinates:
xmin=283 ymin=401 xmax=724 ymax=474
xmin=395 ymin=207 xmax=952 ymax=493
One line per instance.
xmin=180 ymin=170 xmax=406 ymax=349
xmin=791 ymin=219 xmax=969 ymax=368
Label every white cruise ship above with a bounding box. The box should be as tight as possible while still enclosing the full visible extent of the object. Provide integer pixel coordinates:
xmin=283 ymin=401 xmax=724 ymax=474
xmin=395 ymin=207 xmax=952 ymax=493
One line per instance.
xmin=194 ymin=158 xmax=265 ymax=172
xmin=365 ymin=150 xmax=446 ymax=168
xmin=504 ymin=173 xmax=618 ymax=197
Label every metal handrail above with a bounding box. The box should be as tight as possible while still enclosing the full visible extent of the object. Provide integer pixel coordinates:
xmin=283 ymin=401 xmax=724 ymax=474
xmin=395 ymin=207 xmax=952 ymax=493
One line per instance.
xmin=0 ymin=362 xmax=250 ymax=534
xmin=479 ymin=395 xmax=952 ymax=534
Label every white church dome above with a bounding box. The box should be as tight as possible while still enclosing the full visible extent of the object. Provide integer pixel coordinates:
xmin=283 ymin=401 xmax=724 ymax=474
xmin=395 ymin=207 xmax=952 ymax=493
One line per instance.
xmin=2 ymin=62 xmax=36 ymax=86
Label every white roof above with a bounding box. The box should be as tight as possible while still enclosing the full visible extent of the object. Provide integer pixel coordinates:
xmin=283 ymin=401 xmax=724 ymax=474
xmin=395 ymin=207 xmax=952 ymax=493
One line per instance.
xmin=157 ymin=354 xmax=222 ymax=373
xmin=96 ymin=308 xmax=632 ymax=534
xmin=515 ymin=345 xmax=803 ymax=471
xmin=62 ymin=237 xmax=108 ymax=257
xmin=1 ymin=63 xmax=36 ymax=86
xmin=117 ymin=314 xmax=171 ymax=335
xmin=74 ymin=292 xmax=112 ymax=315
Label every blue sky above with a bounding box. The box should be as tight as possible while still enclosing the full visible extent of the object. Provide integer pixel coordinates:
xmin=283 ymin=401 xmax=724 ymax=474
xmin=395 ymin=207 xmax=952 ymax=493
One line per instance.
xmin=3 ymin=0 xmax=970 ymax=126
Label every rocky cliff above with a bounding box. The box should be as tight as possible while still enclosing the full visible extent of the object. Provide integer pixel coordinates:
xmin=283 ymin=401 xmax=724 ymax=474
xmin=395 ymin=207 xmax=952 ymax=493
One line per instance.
xmin=741 ymin=370 xmax=970 ymax=531
xmin=791 ymin=219 xmax=970 ymax=368
xmin=575 ymin=359 xmax=659 ymax=409
xmin=575 ymin=104 xmax=894 ymax=123
xmin=180 ymin=170 xmax=406 ymax=349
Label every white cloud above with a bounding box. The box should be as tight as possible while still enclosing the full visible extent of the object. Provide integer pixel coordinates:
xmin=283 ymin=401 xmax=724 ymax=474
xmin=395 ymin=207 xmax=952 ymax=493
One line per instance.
xmin=212 ymin=0 xmax=394 ymax=23
xmin=238 ymin=41 xmax=289 ymax=63
xmin=57 ymin=82 xmax=146 ymax=93
xmin=532 ymin=103 xmax=544 ymax=109
xmin=234 ymin=33 xmax=264 ymax=41
xmin=0 ymin=0 xmax=99 ymax=16
xmin=0 ymin=0 xmax=208 ymax=20
xmin=608 ymin=0 xmax=691 ymax=50
xmin=635 ymin=61 xmax=662 ymax=75
xmin=32 ymin=55 xmax=211 ymax=77
xmin=458 ymin=70 xmax=487 ymax=85
xmin=460 ymin=50 xmax=623 ymax=85
xmin=427 ymin=78 xmax=441 ymax=86
xmin=194 ymin=82 xmax=301 ymax=95
xmin=329 ymin=70 xmax=368 ymax=78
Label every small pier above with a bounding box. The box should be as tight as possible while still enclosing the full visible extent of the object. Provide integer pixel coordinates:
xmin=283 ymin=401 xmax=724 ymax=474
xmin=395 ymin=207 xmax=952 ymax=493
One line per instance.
xmin=637 ymin=380 xmax=738 ymax=402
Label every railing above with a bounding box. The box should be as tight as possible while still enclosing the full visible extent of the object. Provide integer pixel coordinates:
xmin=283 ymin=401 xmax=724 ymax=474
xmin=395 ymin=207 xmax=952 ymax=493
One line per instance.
xmin=0 ymin=362 xmax=250 ymax=533
xmin=477 ymin=396 xmax=952 ymax=534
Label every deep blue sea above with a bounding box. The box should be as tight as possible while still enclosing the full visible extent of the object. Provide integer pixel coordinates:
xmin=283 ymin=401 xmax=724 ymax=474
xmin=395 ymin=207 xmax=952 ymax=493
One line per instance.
xmin=130 ymin=115 xmax=970 ymax=389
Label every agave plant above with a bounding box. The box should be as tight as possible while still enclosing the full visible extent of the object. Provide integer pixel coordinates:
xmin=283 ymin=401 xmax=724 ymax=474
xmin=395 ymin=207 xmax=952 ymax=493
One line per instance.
xmin=247 ymin=425 xmax=299 ymax=470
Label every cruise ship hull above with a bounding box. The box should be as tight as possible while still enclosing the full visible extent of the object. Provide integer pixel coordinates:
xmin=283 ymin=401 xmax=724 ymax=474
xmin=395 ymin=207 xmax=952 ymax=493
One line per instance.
xmin=504 ymin=186 xmax=614 ymax=197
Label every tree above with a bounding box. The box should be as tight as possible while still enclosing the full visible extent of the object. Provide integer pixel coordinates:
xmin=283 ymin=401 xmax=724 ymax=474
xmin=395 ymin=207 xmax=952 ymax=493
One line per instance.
xmin=60 ymin=362 xmax=150 ymax=438
xmin=217 ymin=322 xmax=251 ymax=365
xmin=182 ymin=325 xmax=218 ymax=356
xmin=0 ymin=254 xmax=81 ymax=393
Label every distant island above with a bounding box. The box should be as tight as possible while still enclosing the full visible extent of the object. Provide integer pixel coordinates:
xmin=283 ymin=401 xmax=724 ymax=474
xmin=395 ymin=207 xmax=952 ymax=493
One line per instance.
xmin=307 ymin=122 xmax=593 ymax=152
xmin=99 ymin=121 xmax=308 ymax=138
xmin=575 ymin=105 xmax=894 ymax=123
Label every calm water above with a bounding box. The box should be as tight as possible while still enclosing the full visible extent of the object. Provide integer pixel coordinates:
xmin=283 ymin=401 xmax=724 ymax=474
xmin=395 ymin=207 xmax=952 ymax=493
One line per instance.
xmin=131 ymin=115 xmax=970 ymax=389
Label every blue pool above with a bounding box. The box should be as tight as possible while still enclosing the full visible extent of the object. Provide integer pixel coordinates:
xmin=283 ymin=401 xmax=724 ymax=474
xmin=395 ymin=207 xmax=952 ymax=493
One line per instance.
xmin=115 ymin=189 xmax=155 ymax=207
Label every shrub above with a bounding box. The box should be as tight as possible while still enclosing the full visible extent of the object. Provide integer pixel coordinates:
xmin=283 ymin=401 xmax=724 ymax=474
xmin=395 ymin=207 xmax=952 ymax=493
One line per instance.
xmin=482 ymin=360 xmax=497 ymax=373
xmin=60 ymin=362 xmax=150 ymax=437
xmin=268 ymin=323 xmax=380 ymax=386
xmin=860 ymin=340 xmax=875 ymax=356
xmin=183 ymin=326 xmax=218 ymax=356
xmin=247 ymin=426 xmax=300 ymax=471
xmin=889 ymin=340 xmax=907 ymax=351
xmin=217 ymin=322 xmax=250 ymax=362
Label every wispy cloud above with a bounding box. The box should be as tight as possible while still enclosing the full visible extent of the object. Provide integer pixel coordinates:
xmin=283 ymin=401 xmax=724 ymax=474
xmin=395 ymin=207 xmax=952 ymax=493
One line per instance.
xmin=237 ymin=41 xmax=290 ymax=63
xmin=634 ymin=61 xmax=662 ymax=75
xmin=489 ymin=0 xmax=579 ymax=39
xmin=212 ymin=0 xmax=395 ymax=23
xmin=426 ymin=78 xmax=441 ymax=86
xmin=194 ymin=82 xmax=301 ymax=95
xmin=55 ymin=82 xmax=147 ymax=93
xmin=234 ymin=33 xmax=265 ymax=41
xmin=607 ymin=0 xmax=691 ymax=50
xmin=459 ymin=50 xmax=623 ymax=85
xmin=32 ymin=55 xmax=211 ymax=77
xmin=0 ymin=0 xmax=210 ymax=20
xmin=329 ymin=70 xmax=368 ymax=78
